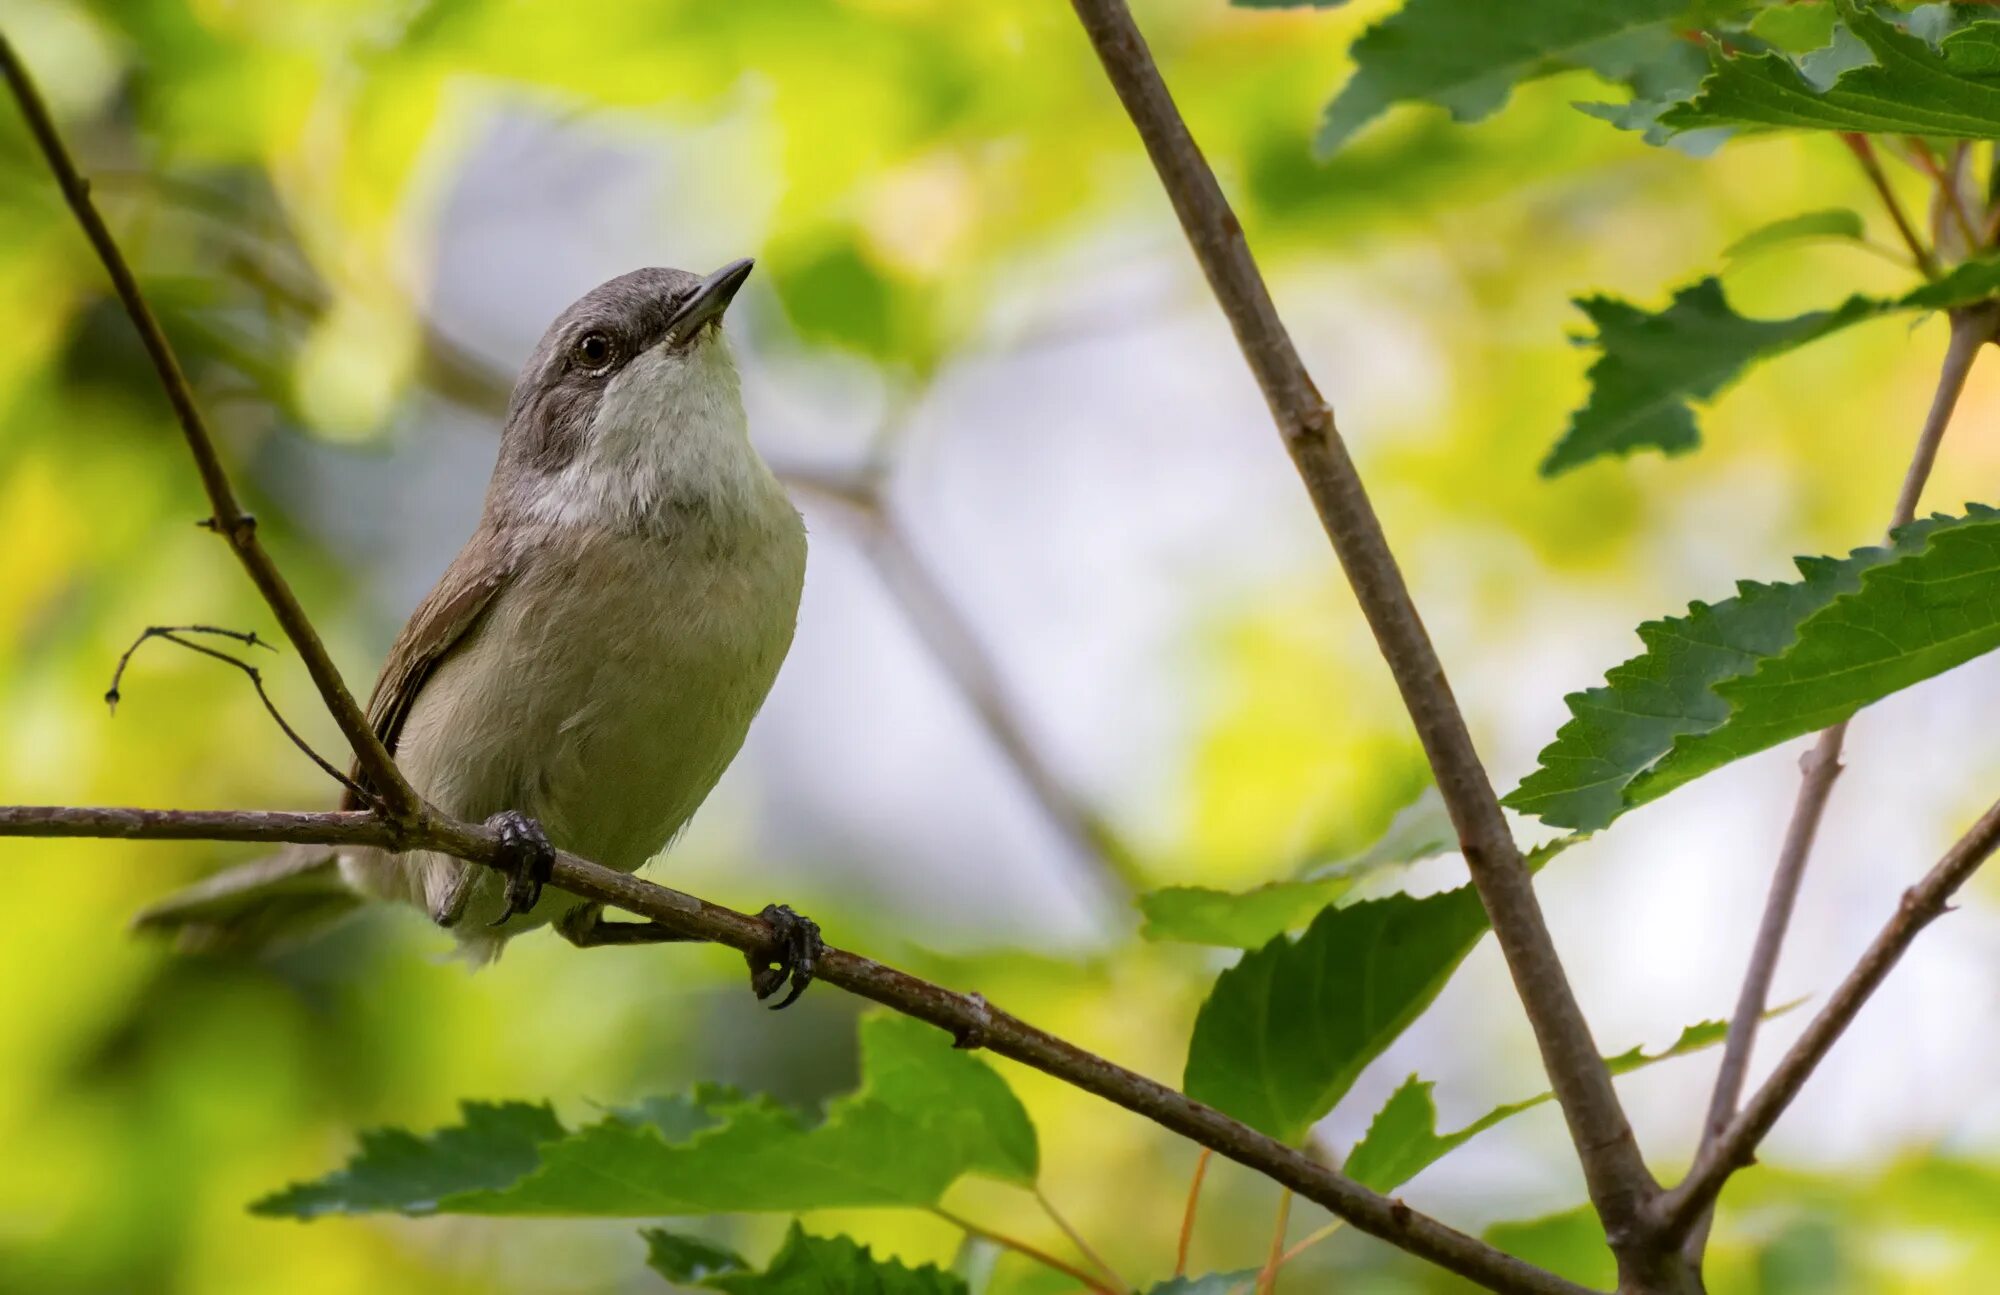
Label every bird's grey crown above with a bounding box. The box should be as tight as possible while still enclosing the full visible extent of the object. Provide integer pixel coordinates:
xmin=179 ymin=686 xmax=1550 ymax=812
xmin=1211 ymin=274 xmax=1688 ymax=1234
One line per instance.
xmin=496 ymin=267 xmax=706 ymax=479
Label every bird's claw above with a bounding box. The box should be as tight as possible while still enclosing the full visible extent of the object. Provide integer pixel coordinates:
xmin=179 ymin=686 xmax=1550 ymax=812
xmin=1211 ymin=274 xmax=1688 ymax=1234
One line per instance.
xmin=746 ymin=903 xmax=821 ymax=1010
xmin=487 ymin=810 xmax=555 ymax=926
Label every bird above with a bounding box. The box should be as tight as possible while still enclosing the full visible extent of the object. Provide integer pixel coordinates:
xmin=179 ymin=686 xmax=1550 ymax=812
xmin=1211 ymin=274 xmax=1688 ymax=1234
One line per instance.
xmin=134 ymin=259 xmax=821 ymax=1006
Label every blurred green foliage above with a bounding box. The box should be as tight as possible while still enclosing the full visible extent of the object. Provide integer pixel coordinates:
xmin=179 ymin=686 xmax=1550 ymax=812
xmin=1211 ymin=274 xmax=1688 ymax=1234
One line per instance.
xmin=9 ymin=0 xmax=2000 ymax=1292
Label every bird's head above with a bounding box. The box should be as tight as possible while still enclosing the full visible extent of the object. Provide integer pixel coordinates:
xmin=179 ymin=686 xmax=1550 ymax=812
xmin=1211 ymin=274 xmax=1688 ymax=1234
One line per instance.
xmin=492 ymin=259 xmax=760 ymax=528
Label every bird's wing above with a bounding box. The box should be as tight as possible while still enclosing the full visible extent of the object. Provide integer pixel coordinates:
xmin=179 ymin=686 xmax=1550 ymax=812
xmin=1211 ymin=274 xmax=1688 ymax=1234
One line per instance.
xmin=341 ymin=534 xmax=516 ymax=810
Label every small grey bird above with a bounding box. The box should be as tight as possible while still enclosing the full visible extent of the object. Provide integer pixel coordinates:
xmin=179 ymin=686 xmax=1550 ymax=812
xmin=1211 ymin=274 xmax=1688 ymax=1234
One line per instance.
xmin=136 ymin=260 xmax=820 ymax=1004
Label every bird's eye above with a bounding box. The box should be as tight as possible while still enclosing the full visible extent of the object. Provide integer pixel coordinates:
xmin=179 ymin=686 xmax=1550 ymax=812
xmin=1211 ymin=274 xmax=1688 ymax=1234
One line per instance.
xmin=572 ymin=331 xmax=615 ymax=369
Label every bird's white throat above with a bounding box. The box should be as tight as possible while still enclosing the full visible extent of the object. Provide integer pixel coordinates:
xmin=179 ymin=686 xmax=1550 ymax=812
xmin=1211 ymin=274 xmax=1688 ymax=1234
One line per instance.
xmin=525 ymin=331 xmax=771 ymax=532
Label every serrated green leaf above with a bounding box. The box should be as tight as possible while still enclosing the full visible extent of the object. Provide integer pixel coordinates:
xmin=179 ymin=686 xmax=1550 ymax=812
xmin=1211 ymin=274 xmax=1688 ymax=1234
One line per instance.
xmin=1505 ymin=511 xmax=1990 ymax=830
xmin=647 ymin=1222 xmax=967 ymax=1295
xmin=645 ymin=1231 xmax=750 ymax=1284
xmin=1724 ymin=207 xmax=1867 ymax=257
xmin=254 ymin=1014 xmax=1036 ymax=1218
xmin=1174 ymin=838 xmax=1561 ymax=1146
xmin=1543 ymin=264 xmax=2000 ymax=474
xmin=1541 ymin=278 xmax=1888 ymax=476
xmin=1574 ymin=94 xmax=1732 ymax=153
xmin=1182 ymin=879 xmax=1494 ymax=1144
xmin=250 ymin=1101 xmax=566 ymax=1218
xmin=1663 ymin=3 xmax=2000 ymax=138
xmin=1637 ymin=505 xmax=2000 ymax=803
xmin=1316 ymin=0 xmax=1694 ymax=155
xmin=1345 ymin=1016 xmax=1744 ymax=1191
xmin=1139 ymin=787 xmax=1456 ymax=948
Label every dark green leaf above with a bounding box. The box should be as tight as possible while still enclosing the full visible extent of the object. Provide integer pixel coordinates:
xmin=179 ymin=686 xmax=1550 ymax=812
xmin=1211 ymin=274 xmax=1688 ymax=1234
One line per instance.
xmin=1723 ymin=208 xmax=1867 ymax=257
xmin=1544 ymin=262 xmax=2000 ymax=475
xmin=1663 ymin=3 xmax=2000 ymax=138
xmin=1638 ymin=505 xmax=2000 ymax=803
xmin=254 ymin=1014 xmax=1036 ymax=1218
xmin=1316 ymin=0 xmax=1693 ymax=155
xmin=1138 ymin=788 xmax=1455 ymax=948
xmin=1506 ymin=510 xmax=1992 ymax=830
xmin=645 ymin=1231 xmax=750 ymax=1284
xmin=648 ymin=1222 xmax=967 ymax=1295
xmin=1541 ymin=278 xmax=1887 ymax=476
xmin=1345 ymin=1016 xmax=1742 ymax=1191
xmin=250 ymin=1101 xmax=565 ymax=1219
xmin=1181 ymin=838 xmax=1573 ymax=1144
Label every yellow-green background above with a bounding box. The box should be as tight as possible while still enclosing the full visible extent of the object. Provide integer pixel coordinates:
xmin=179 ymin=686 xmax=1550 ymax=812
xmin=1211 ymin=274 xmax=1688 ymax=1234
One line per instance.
xmin=5 ymin=1 xmax=2000 ymax=1291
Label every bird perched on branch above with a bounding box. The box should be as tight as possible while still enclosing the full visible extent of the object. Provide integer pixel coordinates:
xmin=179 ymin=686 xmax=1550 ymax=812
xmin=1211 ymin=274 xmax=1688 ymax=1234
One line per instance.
xmin=135 ymin=260 xmax=820 ymax=1006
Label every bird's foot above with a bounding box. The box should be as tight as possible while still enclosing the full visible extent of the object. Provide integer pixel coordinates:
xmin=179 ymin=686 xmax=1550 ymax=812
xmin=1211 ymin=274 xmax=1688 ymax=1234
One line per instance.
xmin=746 ymin=904 xmax=821 ymax=1010
xmin=486 ymin=810 xmax=555 ymax=926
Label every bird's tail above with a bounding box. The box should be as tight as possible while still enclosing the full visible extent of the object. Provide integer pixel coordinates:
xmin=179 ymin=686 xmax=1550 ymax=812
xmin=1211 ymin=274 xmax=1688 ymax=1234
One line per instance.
xmin=131 ymin=846 xmax=363 ymax=954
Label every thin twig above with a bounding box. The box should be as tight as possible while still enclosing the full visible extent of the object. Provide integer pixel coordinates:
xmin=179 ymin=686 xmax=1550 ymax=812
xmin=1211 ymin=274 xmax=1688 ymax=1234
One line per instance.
xmin=1257 ymin=1189 xmax=1294 ymax=1295
xmin=931 ymin=1206 xmax=1115 ymax=1294
xmin=0 ymin=37 xmax=419 ymax=824
xmin=1658 ymin=789 xmax=2000 ymax=1241
xmin=105 ymin=626 xmax=365 ymax=798
xmin=1064 ymin=0 xmax=1657 ymax=1257
xmin=1035 ymin=1188 xmax=1131 ymax=1294
xmin=856 ymin=502 xmax=1150 ymax=899
xmin=1682 ymin=305 xmax=1998 ymax=1260
xmin=1843 ymin=134 xmax=1940 ymax=280
xmin=106 ymin=624 xmax=273 ymax=712
xmin=1175 ymin=1149 xmax=1213 ymax=1277
xmin=1278 ymin=1219 xmax=1344 ymax=1267
xmin=1905 ymin=137 xmax=1980 ymax=256
xmin=0 ymin=802 xmax=1587 ymax=1295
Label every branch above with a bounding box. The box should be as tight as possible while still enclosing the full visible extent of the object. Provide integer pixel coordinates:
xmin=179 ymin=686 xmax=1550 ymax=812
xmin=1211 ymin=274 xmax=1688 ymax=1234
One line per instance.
xmin=1658 ymin=789 xmax=2000 ymax=1241
xmin=1843 ymin=134 xmax=1939 ymax=280
xmin=0 ymin=802 xmax=1587 ymax=1295
xmin=793 ymin=474 xmax=1148 ymax=900
xmin=105 ymin=625 xmax=365 ymax=799
xmin=1063 ymin=0 xmax=1656 ymax=1250
xmin=1680 ymin=304 xmax=1998 ymax=1256
xmin=0 ymin=35 xmax=420 ymax=825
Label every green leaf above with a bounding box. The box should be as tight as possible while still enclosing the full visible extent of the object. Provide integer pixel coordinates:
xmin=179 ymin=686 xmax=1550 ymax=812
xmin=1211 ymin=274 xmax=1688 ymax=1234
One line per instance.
xmin=645 ymin=1231 xmax=750 ymax=1284
xmin=1182 ymin=881 xmax=1492 ymax=1143
xmin=1345 ymin=1016 xmax=1741 ymax=1191
xmin=1316 ymin=0 xmax=1693 ymax=155
xmin=1723 ymin=207 xmax=1867 ymax=258
xmin=1638 ymin=505 xmax=2000 ymax=804
xmin=1182 ymin=837 xmax=1573 ymax=1144
xmin=1662 ymin=3 xmax=2000 ymax=138
xmin=254 ymin=1014 xmax=1036 ymax=1218
xmin=248 ymin=1101 xmax=567 ymax=1217
xmin=647 ymin=1223 xmax=967 ymax=1295
xmin=1540 ymin=278 xmax=1887 ymax=476
xmin=1139 ymin=788 xmax=1456 ymax=948
xmin=1543 ymin=263 xmax=2000 ymax=475
xmin=1506 ymin=510 xmax=1996 ymax=830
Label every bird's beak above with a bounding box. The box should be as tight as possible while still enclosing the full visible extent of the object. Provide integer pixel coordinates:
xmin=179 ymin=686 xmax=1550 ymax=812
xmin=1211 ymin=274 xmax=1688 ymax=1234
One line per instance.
xmin=666 ymin=257 xmax=754 ymax=340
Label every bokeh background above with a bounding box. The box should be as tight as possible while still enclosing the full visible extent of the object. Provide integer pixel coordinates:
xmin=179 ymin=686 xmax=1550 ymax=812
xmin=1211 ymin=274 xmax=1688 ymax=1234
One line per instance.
xmin=6 ymin=1 xmax=2000 ymax=1291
